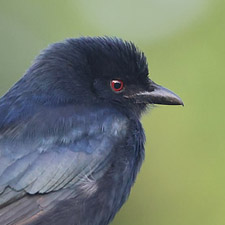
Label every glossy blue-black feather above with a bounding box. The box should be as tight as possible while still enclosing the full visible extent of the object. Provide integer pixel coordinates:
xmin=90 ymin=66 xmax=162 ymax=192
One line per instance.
xmin=0 ymin=104 xmax=128 ymax=193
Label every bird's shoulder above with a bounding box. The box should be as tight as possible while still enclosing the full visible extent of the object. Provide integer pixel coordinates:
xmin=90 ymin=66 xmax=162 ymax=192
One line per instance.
xmin=0 ymin=103 xmax=129 ymax=144
xmin=0 ymin=104 xmax=129 ymax=195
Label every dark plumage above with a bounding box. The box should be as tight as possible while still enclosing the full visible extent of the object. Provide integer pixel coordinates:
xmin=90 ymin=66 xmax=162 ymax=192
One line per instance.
xmin=0 ymin=37 xmax=183 ymax=225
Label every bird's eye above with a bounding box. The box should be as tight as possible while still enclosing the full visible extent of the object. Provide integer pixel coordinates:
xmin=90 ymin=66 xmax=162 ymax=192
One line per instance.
xmin=110 ymin=80 xmax=124 ymax=92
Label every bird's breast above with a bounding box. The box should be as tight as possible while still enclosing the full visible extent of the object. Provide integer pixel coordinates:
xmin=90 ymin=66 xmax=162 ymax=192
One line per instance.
xmin=75 ymin=119 xmax=145 ymax=225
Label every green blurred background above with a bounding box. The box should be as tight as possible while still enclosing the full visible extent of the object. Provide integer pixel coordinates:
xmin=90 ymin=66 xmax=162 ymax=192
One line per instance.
xmin=0 ymin=0 xmax=224 ymax=224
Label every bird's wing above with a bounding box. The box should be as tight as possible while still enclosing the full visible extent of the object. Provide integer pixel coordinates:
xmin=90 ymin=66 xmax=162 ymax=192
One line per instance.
xmin=0 ymin=105 xmax=128 ymax=223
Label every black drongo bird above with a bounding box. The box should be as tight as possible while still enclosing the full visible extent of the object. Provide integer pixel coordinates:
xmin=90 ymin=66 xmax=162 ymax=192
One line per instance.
xmin=0 ymin=37 xmax=183 ymax=225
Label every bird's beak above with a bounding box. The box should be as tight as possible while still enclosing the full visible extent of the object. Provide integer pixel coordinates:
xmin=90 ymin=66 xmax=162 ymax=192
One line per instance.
xmin=130 ymin=82 xmax=184 ymax=106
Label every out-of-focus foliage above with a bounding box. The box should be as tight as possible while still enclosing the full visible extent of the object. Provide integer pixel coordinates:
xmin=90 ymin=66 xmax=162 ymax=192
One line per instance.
xmin=0 ymin=0 xmax=224 ymax=224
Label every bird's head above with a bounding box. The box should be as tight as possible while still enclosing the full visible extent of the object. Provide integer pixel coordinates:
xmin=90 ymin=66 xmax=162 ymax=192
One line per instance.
xmin=19 ymin=37 xmax=183 ymax=117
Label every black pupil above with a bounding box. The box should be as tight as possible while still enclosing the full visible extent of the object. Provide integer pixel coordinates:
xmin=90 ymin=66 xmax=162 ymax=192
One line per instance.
xmin=114 ymin=82 xmax=121 ymax=90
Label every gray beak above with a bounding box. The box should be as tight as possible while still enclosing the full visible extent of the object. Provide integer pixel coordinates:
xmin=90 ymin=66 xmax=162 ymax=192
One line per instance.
xmin=133 ymin=82 xmax=184 ymax=106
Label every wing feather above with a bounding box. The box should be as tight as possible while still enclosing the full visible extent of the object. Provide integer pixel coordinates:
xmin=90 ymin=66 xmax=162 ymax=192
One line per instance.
xmin=0 ymin=106 xmax=128 ymax=211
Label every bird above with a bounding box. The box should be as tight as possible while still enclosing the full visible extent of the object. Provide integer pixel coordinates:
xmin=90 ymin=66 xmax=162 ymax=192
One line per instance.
xmin=0 ymin=37 xmax=183 ymax=225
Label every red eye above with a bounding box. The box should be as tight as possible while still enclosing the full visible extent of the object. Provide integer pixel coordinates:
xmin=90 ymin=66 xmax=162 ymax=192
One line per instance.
xmin=110 ymin=80 xmax=124 ymax=92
